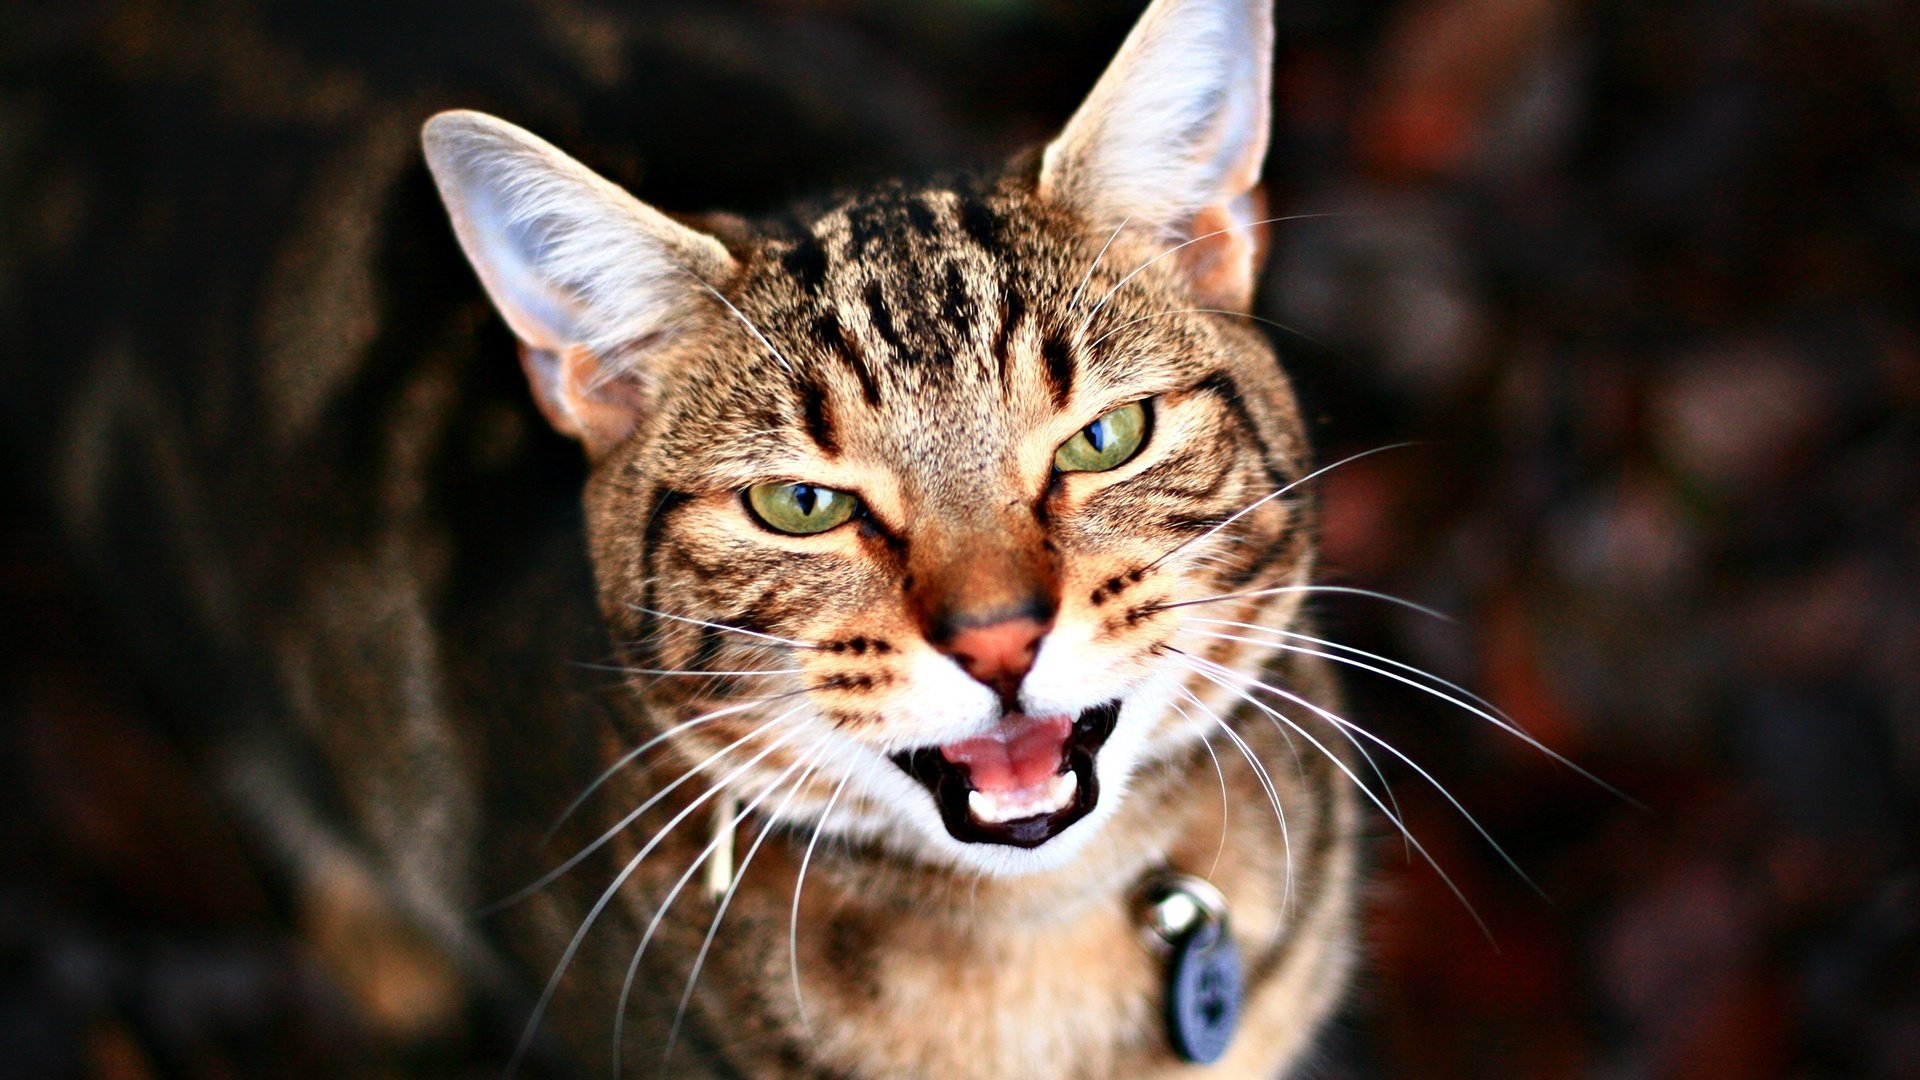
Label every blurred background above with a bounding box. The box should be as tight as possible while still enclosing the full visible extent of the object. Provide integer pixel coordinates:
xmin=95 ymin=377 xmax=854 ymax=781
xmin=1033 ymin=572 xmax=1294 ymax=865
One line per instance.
xmin=2 ymin=0 xmax=1916 ymax=1076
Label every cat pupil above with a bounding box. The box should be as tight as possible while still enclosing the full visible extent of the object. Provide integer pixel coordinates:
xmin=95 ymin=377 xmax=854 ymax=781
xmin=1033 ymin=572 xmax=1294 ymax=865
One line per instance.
xmin=794 ymin=485 xmax=818 ymax=515
xmin=1086 ymin=419 xmax=1109 ymax=452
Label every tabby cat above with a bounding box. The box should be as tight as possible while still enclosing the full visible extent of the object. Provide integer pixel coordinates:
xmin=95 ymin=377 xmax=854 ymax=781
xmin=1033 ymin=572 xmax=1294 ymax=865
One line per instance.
xmin=16 ymin=0 xmax=1361 ymax=1075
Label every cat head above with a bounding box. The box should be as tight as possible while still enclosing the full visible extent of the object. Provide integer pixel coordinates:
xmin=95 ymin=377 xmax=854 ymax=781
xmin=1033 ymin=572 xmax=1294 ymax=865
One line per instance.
xmin=423 ymin=0 xmax=1311 ymax=875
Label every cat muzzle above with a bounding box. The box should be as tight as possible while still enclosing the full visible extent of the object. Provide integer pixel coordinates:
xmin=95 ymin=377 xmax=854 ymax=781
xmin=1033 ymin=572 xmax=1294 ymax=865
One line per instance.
xmin=891 ymin=701 xmax=1120 ymax=847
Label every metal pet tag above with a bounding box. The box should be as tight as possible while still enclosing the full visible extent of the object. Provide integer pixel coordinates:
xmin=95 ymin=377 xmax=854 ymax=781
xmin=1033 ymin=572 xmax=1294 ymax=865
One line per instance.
xmin=1166 ymin=918 xmax=1242 ymax=1063
xmin=1141 ymin=873 xmax=1243 ymax=1064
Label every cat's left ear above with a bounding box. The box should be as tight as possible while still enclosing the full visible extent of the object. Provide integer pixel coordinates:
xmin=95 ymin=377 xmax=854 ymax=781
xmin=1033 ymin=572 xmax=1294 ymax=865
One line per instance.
xmin=422 ymin=110 xmax=736 ymax=455
xmin=1039 ymin=0 xmax=1273 ymax=311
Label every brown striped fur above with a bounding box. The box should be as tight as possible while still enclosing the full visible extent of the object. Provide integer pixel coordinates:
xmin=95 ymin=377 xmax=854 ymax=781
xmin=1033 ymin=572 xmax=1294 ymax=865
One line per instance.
xmin=434 ymin=2 xmax=1364 ymax=1073
xmin=5 ymin=0 xmax=1361 ymax=1075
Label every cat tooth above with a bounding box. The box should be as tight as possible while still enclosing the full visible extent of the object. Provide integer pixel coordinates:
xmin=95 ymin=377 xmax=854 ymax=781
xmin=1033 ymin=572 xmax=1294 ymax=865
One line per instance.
xmin=966 ymin=774 xmax=1082 ymax=826
xmin=1047 ymin=772 xmax=1078 ymax=808
xmin=967 ymin=788 xmax=1037 ymax=825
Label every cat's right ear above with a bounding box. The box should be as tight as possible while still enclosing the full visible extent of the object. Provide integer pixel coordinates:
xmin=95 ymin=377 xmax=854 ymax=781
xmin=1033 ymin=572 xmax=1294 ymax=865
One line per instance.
xmin=421 ymin=110 xmax=734 ymax=454
xmin=1038 ymin=0 xmax=1273 ymax=311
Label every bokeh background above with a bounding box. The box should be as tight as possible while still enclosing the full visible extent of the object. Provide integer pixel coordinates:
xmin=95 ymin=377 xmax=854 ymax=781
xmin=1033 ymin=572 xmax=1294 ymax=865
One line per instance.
xmin=3 ymin=0 xmax=1916 ymax=1076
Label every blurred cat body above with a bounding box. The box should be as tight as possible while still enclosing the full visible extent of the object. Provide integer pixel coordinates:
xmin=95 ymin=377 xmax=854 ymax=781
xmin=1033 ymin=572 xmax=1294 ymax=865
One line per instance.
xmin=7 ymin=0 xmax=1358 ymax=1075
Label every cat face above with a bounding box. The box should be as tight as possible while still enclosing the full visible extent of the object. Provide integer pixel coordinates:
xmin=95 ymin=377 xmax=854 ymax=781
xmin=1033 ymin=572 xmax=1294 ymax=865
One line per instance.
xmin=424 ymin=0 xmax=1307 ymax=875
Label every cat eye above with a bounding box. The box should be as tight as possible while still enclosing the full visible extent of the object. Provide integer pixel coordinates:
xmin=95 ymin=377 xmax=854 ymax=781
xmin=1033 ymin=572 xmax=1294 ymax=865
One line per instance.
xmin=746 ymin=482 xmax=860 ymax=535
xmin=1054 ymin=401 xmax=1149 ymax=473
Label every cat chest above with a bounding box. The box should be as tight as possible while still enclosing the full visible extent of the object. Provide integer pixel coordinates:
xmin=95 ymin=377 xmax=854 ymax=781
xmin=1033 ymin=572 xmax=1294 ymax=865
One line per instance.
xmin=795 ymin=899 xmax=1210 ymax=1077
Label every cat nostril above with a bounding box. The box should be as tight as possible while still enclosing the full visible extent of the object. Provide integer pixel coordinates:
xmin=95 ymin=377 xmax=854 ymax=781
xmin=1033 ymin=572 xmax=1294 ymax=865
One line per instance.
xmin=943 ymin=616 xmax=1048 ymax=701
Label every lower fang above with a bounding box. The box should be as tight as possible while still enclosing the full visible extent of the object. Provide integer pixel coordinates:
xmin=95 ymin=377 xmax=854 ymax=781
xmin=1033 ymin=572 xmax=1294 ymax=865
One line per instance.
xmin=965 ymin=772 xmax=1079 ymax=825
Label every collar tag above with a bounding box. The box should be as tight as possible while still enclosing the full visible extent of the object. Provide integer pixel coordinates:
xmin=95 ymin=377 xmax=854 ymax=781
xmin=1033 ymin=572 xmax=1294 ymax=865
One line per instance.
xmin=1140 ymin=872 xmax=1242 ymax=1064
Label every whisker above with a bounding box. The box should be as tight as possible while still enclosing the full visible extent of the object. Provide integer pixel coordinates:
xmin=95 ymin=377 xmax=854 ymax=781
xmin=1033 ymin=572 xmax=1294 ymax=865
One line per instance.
xmin=1179 ymin=634 xmax=1405 ymax=862
xmin=1192 ymin=618 xmax=1513 ymax=727
xmin=1167 ymin=698 xmax=1233 ymax=880
xmin=544 ymin=691 xmax=810 ymax=841
xmin=633 ymin=607 xmax=823 ymax=651
xmin=1089 ymin=307 xmax=1324 ymax=351
xmin=1170 ymin=648 xmax=1495 ymax=945
xmin=1182 ymin=640 xmax=1540 ymax=896
xmin=1144 ymin=443 xmax=1417 ymax=576
xmin=1078 ymin=212 xmax=1349 ymax=334
xmin=506 ymin=714 xmax=811 ymax=1076
xmin=589 ymin=665 xmax=806 ymax=679
xmin=1186 ymin=626 xmax=1638 ymax=806
xmin=1171 ymin=685 xmax=1292 ymax=914
xmin=613 ymin=748 xmax=817 ymax=1070
xmin=683 ymin=269 xmax=796 ymax=373
xmin=1070 ymin=214 xmax=1132 ymax=312
xmin=1172 ymin=628 xmax=1406 ymax=855
xmin=665 ymin=744 xmax=829 ymax=1058
xmin=790 ymin=770 xmax=853 ymax=1033
xmin=503 ymin=705 xmax=807 ymax=913
xmin=1153 ymin=583 xmax=1458 ymax=624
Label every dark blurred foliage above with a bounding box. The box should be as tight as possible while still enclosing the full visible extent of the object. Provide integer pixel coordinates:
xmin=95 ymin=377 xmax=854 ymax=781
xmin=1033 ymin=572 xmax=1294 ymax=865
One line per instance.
xmin=2 ymin=0 xmax=1917 ymax=1076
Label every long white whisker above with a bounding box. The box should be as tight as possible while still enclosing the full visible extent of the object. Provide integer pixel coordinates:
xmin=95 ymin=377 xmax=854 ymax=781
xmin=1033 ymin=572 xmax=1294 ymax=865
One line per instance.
xmin=1182 ymin=636 xmax=1404 ymax=860
xmin=1145 ymin=443 xmax=1416 ymax=575
xmin=1171 ymin=649 xmax=1495 ymax=945
xmin=541 ymin=693 xmax=805 ymax=845
xmin=1172 ymin=685 xmax=1292 ymax=914
xmin=1089 ymin=307 xmax=1323 ymax=350
xmin=1189 ymin=627 xmax=1637 ymax=806
xmin=1182 ymin=641 xmax=1540 ymax=896
xmin=613 ymin=749 xmax=815 ymax=1070
xmin=1154 ymin=584 xmax=1458 ymax=623
xmin=1070 ymin=214 xmax=1132 ymax=312
xmin=790 ymin=770 xmax=852 ymax=1032
xmin=684 ymin=271 xmax=795 ymax=373
xmin=665 ymin=743 xmax=828 ymax=1057
xmin=1194 ymin=618 xmax=1515 ymax=727
xmin=633 ymin=607 xmax=822 ymax=651
xmin=1167 ymin=699 xmax=1232 ymax=880
xmin=1172 ymin=629 xmax=1406 ymax=856
xmin=596 ymin=666 xmax=806 ymax=679
xmin=1079 ymin=212 xmax=1348 ymax=334
xmin=506 ymin=713 xmax=810 ymax=1075
xmin=521 ymin=706 xmax=803 ymax=905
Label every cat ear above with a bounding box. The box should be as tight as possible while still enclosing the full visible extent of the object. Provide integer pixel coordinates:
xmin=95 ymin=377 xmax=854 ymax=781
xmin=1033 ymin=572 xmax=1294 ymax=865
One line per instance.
xmin=421 ymin=109 xmax=736 ymax=453
xmin=1038 ymin=0 xmax=1273 ymax=310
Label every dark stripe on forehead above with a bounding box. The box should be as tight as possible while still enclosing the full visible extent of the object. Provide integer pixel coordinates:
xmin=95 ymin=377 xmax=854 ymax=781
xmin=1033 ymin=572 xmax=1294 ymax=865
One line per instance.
xmin=863 ymin=282 xmax=914 ymax=363
xmin=939 ymin=261 xmax=975 ymax=333
xmin=906 ymin=196 xmax=939 ymax=237
xmin=958 ymin=195 xmax=1005 ymax=258
xmin=812 ymin=312 xmax=882 ymax=406
xmin=797 ymin=375 xmax=839 ymax=454
xmin=781 ymin=237 xmax=829 ymax=294
xmin=845 ymin=200 xmax=890 ymax=259
xmin=1041 ymin=333 xmax=1075 ymax=408
xmin=994 ymin=290 xmax=1026 ymax=387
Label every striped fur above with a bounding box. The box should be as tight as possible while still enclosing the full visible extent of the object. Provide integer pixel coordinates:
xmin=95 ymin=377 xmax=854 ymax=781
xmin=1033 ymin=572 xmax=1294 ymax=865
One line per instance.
xmin=5 ymin=0 xmax=1360 ymax=1075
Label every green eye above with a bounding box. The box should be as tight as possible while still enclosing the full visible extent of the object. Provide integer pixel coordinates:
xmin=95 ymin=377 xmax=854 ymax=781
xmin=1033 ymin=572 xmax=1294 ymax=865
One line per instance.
xmin=1054 ymin=401 xmax=1149 ymax=473
xmin=746 ymin=482 xmax=859 ymax=535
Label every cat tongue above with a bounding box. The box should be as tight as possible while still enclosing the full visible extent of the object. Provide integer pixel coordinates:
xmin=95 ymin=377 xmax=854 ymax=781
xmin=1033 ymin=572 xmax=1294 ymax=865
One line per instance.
xmin=939 ymin=714 xmax=1072 ymax=794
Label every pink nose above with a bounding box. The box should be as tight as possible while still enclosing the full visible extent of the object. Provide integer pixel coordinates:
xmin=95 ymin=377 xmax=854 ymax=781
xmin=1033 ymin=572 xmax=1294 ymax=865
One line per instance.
xmin=942 ymin=616 xmax=1048 ymax=705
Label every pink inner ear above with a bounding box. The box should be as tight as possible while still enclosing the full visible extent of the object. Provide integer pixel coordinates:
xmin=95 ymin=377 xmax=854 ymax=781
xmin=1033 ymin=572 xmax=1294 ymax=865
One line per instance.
xmin=520 ymin=343 xmax=646 ymax=455
xmin=1179 ymin=192 xmax=1269 ymax=313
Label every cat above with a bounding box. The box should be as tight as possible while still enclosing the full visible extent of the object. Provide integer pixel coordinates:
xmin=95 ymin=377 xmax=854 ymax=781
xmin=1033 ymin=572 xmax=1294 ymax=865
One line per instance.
xmin=7 ymin=0 xmax=1359 ymax=1075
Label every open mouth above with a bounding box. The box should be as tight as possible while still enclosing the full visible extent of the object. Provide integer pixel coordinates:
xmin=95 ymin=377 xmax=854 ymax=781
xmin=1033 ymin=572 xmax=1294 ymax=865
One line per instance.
xmin=891 ymin=701 xmax=1121 ymax=848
